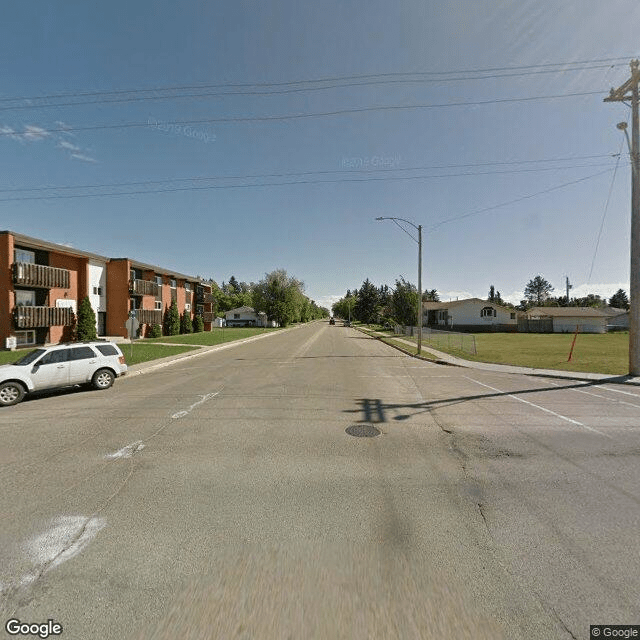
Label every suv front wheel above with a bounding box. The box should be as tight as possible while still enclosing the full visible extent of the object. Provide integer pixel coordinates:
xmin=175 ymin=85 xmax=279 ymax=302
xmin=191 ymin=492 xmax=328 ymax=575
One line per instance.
xmin=0 ymin=381 xmax=26 ymax=406
xmin=92 ymin=369 xmax=115 ymax=390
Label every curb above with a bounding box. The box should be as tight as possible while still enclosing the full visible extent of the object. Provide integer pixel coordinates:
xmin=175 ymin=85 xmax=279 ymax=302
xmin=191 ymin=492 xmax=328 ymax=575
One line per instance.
xmin=356 ymin=327 xmax=640 ymax=386
xmin=122 ymin=323 xmax=306 ymax=379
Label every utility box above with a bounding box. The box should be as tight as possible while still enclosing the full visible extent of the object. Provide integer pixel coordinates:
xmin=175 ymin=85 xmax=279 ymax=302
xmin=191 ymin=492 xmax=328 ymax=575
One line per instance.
xmin=5 ymin=337 xmax=17 ymax=351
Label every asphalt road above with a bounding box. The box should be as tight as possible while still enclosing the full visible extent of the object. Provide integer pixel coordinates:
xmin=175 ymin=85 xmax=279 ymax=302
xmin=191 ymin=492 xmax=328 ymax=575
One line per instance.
xmin=1 ymin=321 xmax=640 ymax=639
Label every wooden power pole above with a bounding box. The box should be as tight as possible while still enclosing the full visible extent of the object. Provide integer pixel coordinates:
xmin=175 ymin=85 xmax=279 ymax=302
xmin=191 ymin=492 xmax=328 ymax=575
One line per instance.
xmin=605 ymin=60 xmax=640 ymax=375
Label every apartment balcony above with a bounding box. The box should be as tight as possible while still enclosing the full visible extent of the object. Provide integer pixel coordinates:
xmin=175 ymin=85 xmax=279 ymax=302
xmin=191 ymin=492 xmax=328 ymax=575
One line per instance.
xmin=129 ymin=279 xmax=160 ymax=297
xmin=13 ymin=262 xmax=70 ymax=289
xmin=196 ymin=291 xmax=215 ymax=304
xmin=14 ymin=306 xmax=73 ymax=329
xmin=136 ymin=309 xmax=163 ymax=325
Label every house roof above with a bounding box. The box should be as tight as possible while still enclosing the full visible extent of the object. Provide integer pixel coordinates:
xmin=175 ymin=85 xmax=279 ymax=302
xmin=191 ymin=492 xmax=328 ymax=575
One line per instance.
xmin=225 ymin=306 xmax=256 ymax=314
xmin=526 ymin=307 xmax=609 ymax=318
xmin=423 ymin=297 xmax=514 ymax=312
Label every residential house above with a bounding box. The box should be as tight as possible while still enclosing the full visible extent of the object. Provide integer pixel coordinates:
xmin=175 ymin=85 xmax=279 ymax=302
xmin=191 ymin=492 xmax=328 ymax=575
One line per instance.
xmin=423 ymin=298 xmax=518 ymax=332
xmin=522 ymin=307 xmax=609 ymax=333
xmin=0 ymin=231 xmax=214 ymax=347
xmin=225 ymin=306 xmax=274 ymax=327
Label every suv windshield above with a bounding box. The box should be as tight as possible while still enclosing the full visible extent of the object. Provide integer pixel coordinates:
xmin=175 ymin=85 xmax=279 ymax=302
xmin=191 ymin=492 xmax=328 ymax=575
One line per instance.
xmin=13 ymin=349 xmax=46 ymax=366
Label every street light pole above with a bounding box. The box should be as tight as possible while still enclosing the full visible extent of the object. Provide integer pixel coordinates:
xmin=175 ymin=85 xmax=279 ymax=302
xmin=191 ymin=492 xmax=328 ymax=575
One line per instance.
xmin=375 ymin=217 xmax=423 ymax=355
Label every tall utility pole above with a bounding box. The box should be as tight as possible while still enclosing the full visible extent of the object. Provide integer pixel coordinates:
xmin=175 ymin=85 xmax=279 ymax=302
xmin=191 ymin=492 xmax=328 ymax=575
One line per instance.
xmin=375 ymin=217 xmax=423 ymax=355
xmin=605 ymin=60 xmax=640 ymax=375
xmin=565 ymin=276 xmax=573 ymax=303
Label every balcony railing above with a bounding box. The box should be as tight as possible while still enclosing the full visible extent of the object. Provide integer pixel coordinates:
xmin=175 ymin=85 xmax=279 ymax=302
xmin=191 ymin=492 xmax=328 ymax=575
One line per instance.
xmin=129 ymin=279 xmax=160 ymax=297
xmin=196 ymin=291 xmax=215 ymax=304
xmin=14 ymin=306 xmax=73 ymax=328
xmin=136 ymin=309 xmax=163 ymax=325
xmin=13 ymin=262 xmax=70 ymax=289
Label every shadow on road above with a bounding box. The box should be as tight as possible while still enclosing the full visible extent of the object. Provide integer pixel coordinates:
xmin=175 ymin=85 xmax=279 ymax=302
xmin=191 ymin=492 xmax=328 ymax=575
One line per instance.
xmin=345 ymin=377 xmax=632 ymax=424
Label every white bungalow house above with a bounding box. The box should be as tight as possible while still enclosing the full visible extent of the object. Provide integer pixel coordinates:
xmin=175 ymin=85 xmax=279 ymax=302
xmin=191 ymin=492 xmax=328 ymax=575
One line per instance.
xmin=224 ymin=306 xmax=275 ymax=327
xmin=523 ymin=307 xmax=609 ymax=333
xmin=423 ymin=298 xmax=518 ymax=332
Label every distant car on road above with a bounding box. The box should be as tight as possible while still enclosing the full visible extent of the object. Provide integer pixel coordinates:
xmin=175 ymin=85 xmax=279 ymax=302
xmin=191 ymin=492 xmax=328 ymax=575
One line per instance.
xmin=0 ymin=341 xmax=128 ymax=407
xmin=329 ymin=317 xmax=335 ymax=325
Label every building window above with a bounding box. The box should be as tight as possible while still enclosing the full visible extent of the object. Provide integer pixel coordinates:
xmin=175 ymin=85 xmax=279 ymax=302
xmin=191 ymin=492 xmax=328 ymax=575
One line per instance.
xmin=155 ymin=300 xmax=162 ymax=310
xmin=510 ymin=312 xmax=516 ymax=320
xmin=234 ymin=313 xmax=240 ymax=319
xmin=14 ymin=330 xmax=36 ymax=346
xmin=15 ymin=290 xmax=36 ymax=306
xmin=93 ymin=286 xmax=103 ymax=296
xmin=481 ymin=307 xmax=497 ymax=318
xmin=14 ymin=248 xmax=35 ymax=264
xmin=170 ymin=279 xmax=176 ymax=289
xmin=185 ymin=303 xmax=191 ymax=311
xmin=185 ymin=282 xmax=191 ymax=292
xmin=156 ymin=276 xmax=163 ymax=286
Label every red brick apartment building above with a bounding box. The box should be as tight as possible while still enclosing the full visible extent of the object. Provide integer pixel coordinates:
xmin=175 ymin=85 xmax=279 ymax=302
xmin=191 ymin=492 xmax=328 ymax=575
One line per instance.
xmin=1 ymin=231 xmax=215 ymax=347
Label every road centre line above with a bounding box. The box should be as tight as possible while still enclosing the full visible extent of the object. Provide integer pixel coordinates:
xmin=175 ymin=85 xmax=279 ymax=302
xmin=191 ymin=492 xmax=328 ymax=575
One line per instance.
xmin=464 ymin=376 xmax=611 ymax=437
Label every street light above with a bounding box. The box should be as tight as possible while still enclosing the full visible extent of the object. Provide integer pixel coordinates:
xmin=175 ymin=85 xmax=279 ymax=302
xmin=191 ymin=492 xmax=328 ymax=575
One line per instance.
xmin=375 ymin=216 xmax=423 ymax=355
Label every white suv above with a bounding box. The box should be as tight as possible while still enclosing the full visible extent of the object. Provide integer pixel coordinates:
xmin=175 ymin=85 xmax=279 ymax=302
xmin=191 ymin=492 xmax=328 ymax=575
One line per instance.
xmin=0 ymin=342 xmax=127 ymax=406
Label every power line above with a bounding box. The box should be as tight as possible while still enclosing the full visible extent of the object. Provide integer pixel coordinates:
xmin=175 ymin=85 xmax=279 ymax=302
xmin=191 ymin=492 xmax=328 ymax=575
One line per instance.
xmin=0 ymin=166 xmax=618 ymax=203
xmin=427 ymin=169 xmax=616 ymax=231
xmin=0 ymin=153 xmax=618 ymax=195
xmin=0 ymin=90 xmax=608 ymax=138
xmin=588 ymin=139 xmax=624 ymax=283
xmin=0 ymin=55 xmax=631 ymax=106
xmin=0 ymin=63 xmax=628 ymax=112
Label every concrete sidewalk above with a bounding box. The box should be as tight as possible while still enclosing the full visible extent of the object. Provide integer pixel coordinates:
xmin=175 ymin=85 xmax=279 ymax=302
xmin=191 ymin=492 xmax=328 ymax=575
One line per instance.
xmin=361 ymin=329 xmax=640 ymax=386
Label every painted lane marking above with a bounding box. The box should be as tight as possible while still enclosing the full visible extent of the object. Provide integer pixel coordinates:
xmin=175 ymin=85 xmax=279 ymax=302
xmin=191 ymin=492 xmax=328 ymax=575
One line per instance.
xmin=538 ymin=379 xmax=640 ymax=410
xmin=172 ymin=391 xmax=220 ymax=419
xmin=106 ymin=441 xmax=145 ymax=459
xmin=464 ymin=376 xmax=611 ymax=437
xmin=601 ymin=386 xmax=640 ymax=399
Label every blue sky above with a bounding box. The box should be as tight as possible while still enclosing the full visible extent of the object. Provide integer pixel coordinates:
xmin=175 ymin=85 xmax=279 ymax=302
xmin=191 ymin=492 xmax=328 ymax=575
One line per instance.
xmin=1 ymin=1 xmax=639 ymax=310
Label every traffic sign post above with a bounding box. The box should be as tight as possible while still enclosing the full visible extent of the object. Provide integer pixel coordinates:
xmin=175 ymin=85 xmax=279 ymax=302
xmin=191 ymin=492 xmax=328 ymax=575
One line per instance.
xmin=125 ymin=313 xmax=140 ymax=360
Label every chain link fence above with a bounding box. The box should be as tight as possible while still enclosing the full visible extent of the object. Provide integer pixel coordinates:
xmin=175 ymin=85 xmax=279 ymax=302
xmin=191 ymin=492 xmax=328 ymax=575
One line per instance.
xmin=395 ymin=326 xmax=477 ymax=355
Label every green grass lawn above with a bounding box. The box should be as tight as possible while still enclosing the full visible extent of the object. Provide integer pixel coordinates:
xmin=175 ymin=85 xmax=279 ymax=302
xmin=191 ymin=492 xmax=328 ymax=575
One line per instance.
xmin=144 ymin=327 xmax=281 ymax=346
xmin=384 ymin=330 xmax=630 ymax=375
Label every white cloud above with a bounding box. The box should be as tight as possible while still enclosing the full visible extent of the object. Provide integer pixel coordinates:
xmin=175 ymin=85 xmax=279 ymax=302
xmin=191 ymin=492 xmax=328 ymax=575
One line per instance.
xmin=22 ymin=125 xmax=49 ymax=141
xmin=0 ymin=125 xmax=23 ymax=142
xmin=316 ymin=294 xmax=343 ymax=311
xmin=70 ymin=152 xmax=98 ymax=163
xmin=57 ymin=139 xmax=81 ymax=152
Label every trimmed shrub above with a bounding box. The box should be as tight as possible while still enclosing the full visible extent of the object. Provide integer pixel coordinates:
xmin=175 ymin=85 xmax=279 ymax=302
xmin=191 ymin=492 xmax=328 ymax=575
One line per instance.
xmin=180 ymin=311 xmax=193 ymax=334
xmin=164 ymin=300 xmax=180 ymax=336
xmin=193 ymin=315 xmax=204 ymax=333
xmin=76 ymin=297 xmax=97 ymax=341
xmin=147 ymin=323 xmax=162 ymax=338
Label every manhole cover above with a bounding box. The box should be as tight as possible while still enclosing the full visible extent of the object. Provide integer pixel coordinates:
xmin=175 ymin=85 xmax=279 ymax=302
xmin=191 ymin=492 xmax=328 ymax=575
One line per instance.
xmin=346 ymin=425 xmax=381 ymax=438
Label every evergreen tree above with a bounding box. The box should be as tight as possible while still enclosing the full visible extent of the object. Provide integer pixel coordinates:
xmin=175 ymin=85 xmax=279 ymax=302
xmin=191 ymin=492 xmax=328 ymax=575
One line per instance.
xmin=180 ymin=310 xmax=193 ymax=333
xmin=609 ymin=289 xmax=630 ymax=310
xmin=524 ymin=275 xmax=554 ymax=306
xmin=164 ymin=300 xmax=180 ymax=336
xmin=354 ymin=278 xmax=380 ymax=323
xmin=193 ymin=315 xmax=204 ymax=333
xmin=76 ymin=296 xmax=97 ymax=341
